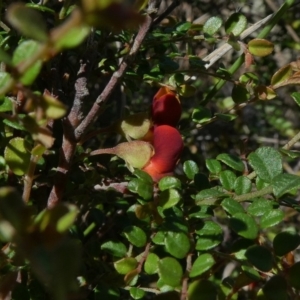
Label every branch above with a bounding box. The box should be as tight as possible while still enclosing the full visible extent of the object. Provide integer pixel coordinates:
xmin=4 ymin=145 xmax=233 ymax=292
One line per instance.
xmin=47 ymin=2 xmax=160 ymax=206
xmin=74 ymin=2 xmax=160 ymax=140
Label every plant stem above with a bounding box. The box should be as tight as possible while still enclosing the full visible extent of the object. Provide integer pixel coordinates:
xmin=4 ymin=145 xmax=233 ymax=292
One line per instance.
xmin=22 ymin=152 xmax=40 ymax=203
xmin=202 ymin=0 xmax=295 ymax=105
xmin=233 ymin=185 xmax=273 ymax=202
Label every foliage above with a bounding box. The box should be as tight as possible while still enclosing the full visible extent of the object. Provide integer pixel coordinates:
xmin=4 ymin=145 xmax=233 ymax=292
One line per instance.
xmin=1 ymin=0 xmax=300 ymax=299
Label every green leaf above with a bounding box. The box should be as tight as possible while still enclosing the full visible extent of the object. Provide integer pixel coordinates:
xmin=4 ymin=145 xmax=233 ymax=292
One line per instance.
xmin=231 ymin=84 xmax=249 ymax=103
xmin=288 ymin=262 xmax=300 ymax=289
xmin=221 ymin=198 xmax=244 ymax=215
xmin=234 ymin=176 xmax=252 ymax=195
xmin=100 ymin=240 xmax=127 ymax=257
xmin=0 ymin=187 xmax=25 ymax=237
xmin=152 ymin=231 xmax=165 ymax=245
xmin=225 ymin=12 xmax=247 ymax=36
xmin=192 ymin=107 xmax=211 ymax=124
xmin=248 ymin=39 xmax=274 ymax=57
xmin=229 ymin=213 xmax=258 ymax=239
xmin=56 ymin=204 xmax=78 ymax=233
xmin=263 ymin=276 xmax=288 ymax=299
xmin=128 ymin=178 xmax=153 ymax=200
xmin=129 ymin=287 xmax=145 ymax=300
xmin=159 ymin=176 xmax=181 ymax=191
xmin=291 ymin=91 xmax=300 ymax=108
xmin=271 ymin=64 xmax=293 ymax=87
xmin=42 ymin=94 xmax=67 ymax=119
xmin=215 ymin=113 xmax=237 ymax=122
xmin=247 ymin=198 xmax=273 ymax=217
xmin=195 ymin=188 xmax=226 ymax=205
xmin=272 ymin=173 xmax=300 ymax=197
xmin=0 ymin=72 xmax=13 ymax=95
xmin=158 ymin=188 xmax=181 ymax=210
xmin=158 ymin=257 xmax=183 ymax=287
xmin=219 ymin=170 xmax=236 ymax=190
xmin=144 ymin=253 xmax=159 ymax=274
xmin=175 ymin=22 xmax=191 ymax=33
xmin=6 ymin=3 xmax=48 ymax=42
xmin=114 ymin=257 xmax=137 ymax=275
xmin=231 ymin=238 xmax=255 ymax=260
xmin=188 ymin=280 xmax=217 ymax=300
xmin=12 ymin=40 xmax=42 ymax=85
xmin=203 ymin=16 xmax=222 ymax=35
xmin=205 ymin=159 xmax=222 ymax=174
xmin=189 ymin=254 xmax=215 ymax=278
xmin=248 ymin=147 xmax=282 ymax=183
xmin=0 ymin=97 xmax=13 ymax=112
xmin=273 ymin=231 xmax=300 ymax=256
xmin=183 ymin=160 xmax=199 ymax=179
xmin=165 ymin=232 xmax=190 ymax=259
xmin=245 ymin=245 xmax=273 ymax=272
xmin=260 ymin=209 xmax=284 ymax=229
xmin=123 ymin=226 xmax=147 ymax=247
xmin=195 ymin=221 xmax=223 ymax=251
xmin=4 ymin=137 xmax=31 ymax=176
xmin=0 ymin=48 xmax=12 ymax=66
xmin=216 ymin=153 xmax=244 ymax=172
xmin=53 ymin=25 xmax=90 ymax=50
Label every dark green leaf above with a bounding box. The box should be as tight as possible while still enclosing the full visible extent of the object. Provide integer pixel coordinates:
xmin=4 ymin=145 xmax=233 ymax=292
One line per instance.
xmin=273 ymin=231 xmax=300 ymax=256
xmin=183 ymin=160 xmax=199 ymax=179
xmin=263 ymin=276 xmax=288 ymax=299
xmin=291 ymin=91 xmax=300 ymax=108
xmin=248 ymin=147 xmax=282 ymax=183
xmin=232 ymin=84 xmax=249 ymax=103
xmin=272 ymin=173 xmax=300 ymax=197
xmin=221 ymin=198 xmax=244 ymax=215
xmin=260 ymin=209 xmax=284 ymax=229
xmin=175 ymin=22 xmax=191 ymax=32
xmin=189 ymin=254 xmax=215 ymax=278
xmin=215 ymin=113 xmax=237 ymax=122
xmin=7 ymin=3 xmax=48 ymax=42
xmin=188 ymin=280 xmax=217 ymax=300
xmin=192 ymin=107 xmax=211 ymax=124
xmin=158 ymin=257 xmax=183 ymax=287
xmin=234 ymin=176 xmax=252 ymax=195
xmin=165 ymin=232 xmax=190 ymax=258
xmin=123 ymin=226 xmax=147 ymax=247
xmin=216 ymin=153 xmax=244 ymax=172
xmin=128 ymin=178 xmax=153 ymax=200
xmin=229 ymin=213 xmax=258 ymax=239
xmin=288 ymin=262 xmax=300 ymax=289
xmin=245 ymin=245 xmax=273 ymax=272
xmin=195 ymin=221 xmax=223 ymax=250
xmin=158 ymin=176 xmax=181 ymax=191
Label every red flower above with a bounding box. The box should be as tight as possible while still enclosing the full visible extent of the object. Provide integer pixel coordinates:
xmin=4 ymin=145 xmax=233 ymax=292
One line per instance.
xmin=142 ymin=125 xmax=183 ymax=181
xmin=152 ymin=87 xmax=182 ymax=126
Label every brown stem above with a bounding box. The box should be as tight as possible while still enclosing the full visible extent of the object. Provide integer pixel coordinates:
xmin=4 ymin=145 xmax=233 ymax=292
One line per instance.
xmin=22 ymin=152 xmax=40 ymax=203
xmin=74 ymin=2 xmax=159 ymax=140
xmin=47 ymin=1 xmax=161 ymax=206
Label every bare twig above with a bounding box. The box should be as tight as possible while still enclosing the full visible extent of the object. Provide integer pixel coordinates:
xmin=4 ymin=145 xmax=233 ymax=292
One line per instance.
xmin=152 ymin=0 xmax=180 ymax=27
xmin=74 ymin=9 xmax=159 ymax=140
xmin=48 ymin=1 xmax=161 ymax=206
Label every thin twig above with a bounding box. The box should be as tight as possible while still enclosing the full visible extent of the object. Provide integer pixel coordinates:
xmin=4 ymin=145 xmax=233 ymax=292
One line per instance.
xmin=152 ymin=0 xmax=180 ymax=27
